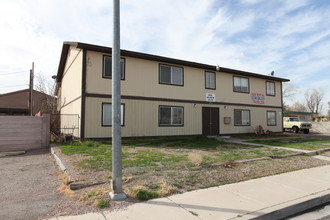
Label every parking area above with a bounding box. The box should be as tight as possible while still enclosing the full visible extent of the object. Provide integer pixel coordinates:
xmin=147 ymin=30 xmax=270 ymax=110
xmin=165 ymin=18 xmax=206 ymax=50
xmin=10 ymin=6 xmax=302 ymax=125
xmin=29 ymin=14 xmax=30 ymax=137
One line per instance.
xmin=0 ymin=149 xmax=64 ymax=220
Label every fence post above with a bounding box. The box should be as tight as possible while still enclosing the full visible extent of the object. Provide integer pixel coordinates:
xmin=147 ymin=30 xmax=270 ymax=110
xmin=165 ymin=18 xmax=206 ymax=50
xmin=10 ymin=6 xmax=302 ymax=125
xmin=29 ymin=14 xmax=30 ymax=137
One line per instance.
xmin=42 ymin=114 xmax=50 ymax=148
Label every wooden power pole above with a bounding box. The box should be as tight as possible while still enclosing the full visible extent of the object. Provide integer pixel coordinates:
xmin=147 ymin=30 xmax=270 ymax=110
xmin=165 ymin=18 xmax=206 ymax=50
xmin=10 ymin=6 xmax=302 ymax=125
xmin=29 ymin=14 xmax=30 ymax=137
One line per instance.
xmin=29 ymin=62 xmax=34 ymax=116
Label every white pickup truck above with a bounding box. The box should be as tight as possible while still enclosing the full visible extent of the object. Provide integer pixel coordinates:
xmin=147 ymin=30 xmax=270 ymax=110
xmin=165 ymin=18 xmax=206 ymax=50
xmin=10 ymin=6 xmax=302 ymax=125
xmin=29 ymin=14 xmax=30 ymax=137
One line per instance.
xmin=283 ymin=116 xmax=312 ymax=134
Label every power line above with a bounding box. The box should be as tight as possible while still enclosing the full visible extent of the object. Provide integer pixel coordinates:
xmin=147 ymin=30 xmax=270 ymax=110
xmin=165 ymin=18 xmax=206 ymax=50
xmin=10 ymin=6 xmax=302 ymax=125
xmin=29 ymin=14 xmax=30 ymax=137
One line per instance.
xmin=0 ymin=84 xmax=28 ymax=89
xmin=0 ymin=71 xmax=27 ymax=76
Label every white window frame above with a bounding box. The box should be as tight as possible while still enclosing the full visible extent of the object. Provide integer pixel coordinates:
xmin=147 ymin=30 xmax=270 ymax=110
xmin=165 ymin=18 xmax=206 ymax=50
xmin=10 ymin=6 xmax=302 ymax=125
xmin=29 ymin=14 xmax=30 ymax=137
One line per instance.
xmin=102 ymin=103 xmax=124 ymax=126
xmin=205 ymin=71 xmax=216 ymax=89
xmin=159 ymin=106 xmax=184 ymax=126
xmin=234 ymin=109 xmax=250 ymax=126
xmin=267 ymin=111 xmax=276 ymax=126
xmin=159 ymin=64 xmax=183 ymax=86
xmin=266 ymin=81 xmax=275 ymax=96
xmin=233 ymin=76 xmax=249 ymax=93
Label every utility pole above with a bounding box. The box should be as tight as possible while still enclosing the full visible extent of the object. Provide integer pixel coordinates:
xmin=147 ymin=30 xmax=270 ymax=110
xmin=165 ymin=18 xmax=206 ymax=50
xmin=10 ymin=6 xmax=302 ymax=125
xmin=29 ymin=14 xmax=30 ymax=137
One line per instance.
xmin=29 ymin=62 xmax=34 ymax=116
xmin=110 ymin=0 xmax=126 ymax=201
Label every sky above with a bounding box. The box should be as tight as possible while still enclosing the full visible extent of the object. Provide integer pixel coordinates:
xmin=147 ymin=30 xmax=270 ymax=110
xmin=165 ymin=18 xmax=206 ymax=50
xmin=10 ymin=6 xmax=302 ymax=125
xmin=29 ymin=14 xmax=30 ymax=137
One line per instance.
xmin=0 ymin=0 xmax=329 ymax=113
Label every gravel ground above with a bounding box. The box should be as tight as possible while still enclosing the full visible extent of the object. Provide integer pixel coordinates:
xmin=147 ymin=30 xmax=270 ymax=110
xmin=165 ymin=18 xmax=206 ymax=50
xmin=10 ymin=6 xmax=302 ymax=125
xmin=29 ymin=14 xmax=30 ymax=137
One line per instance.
xmin=0 ymin=149 xmax=64 ymax=220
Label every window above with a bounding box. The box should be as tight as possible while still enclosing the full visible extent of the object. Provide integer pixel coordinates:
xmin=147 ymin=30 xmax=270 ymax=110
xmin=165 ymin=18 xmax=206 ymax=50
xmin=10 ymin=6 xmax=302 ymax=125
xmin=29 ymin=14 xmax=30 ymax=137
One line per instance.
xmin=159 ymin=64 xmax=183 ymax=85
xmin=159 ymin=106 xmax=183 ymax=126
xmin=266 ymin=81 xmax=275 ymax=96
xmin=205 ymin=71 xmax=216 ymax=89
xmin=103 ymin=55 xmax=125 ymax=79
xmin=234 ymin=109 xmax=250 ymax=126
xmin=267 ymin=111 xmax=276 ymax=126
xmin=233 ymin=76 xmax=249 ymax=93
xmin=102 ymin=103 xmax=124 ymax=126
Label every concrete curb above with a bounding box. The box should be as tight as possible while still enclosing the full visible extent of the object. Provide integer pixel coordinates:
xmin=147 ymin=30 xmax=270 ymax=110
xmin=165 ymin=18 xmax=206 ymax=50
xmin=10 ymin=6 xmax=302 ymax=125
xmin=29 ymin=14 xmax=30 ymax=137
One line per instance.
xmin=0 ymin=151 xmax=26 ymax=157
xmin=50 ymin=147 xmax=67 ymax=172
xmin=250 ymin=191 xmax=330 ymax=220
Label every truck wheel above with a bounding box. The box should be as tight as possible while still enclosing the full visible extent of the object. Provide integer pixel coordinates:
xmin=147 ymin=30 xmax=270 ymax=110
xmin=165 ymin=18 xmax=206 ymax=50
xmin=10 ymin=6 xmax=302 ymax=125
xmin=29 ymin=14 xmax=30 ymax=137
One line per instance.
xmin=304 ymin=129 xmax=309 ymax=134
xmin=293 ymin=126 xmax=299 ymax=133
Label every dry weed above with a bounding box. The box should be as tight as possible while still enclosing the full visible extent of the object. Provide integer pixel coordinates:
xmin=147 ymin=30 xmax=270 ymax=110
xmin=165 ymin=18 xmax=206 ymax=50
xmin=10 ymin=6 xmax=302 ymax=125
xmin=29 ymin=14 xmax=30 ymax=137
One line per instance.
xmin=122 ymin=176 xmax=133 ymax=183
xmin=188 ymin=152 xmax=203 ymax=166
xmin=126 ymin=184 xmax=144 ymax=198
xmin=158 ymin=180 xmax=176 ymax=196
xmin=59 ymin=172 xmax=69 ymax=185
xmin=59 ymin=185 xmax=75 ymax=197
xmin=77 ymin=188 xmax=108 ymax=205
xmin=127 ymin=181 xmax=176 ymax=199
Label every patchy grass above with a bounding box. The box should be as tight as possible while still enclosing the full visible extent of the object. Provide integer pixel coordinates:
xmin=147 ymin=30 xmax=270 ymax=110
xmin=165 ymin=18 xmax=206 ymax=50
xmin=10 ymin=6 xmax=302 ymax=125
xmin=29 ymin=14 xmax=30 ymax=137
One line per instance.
xmin=60 ymin=136 xmax=292 ymax=174
xmin=58 ymin=136 xmax=330 ymax=204
xmin=231 ymin=133 xmax=290 ymax=139
xmin=248 ymin=138 xmax=330 ymax=150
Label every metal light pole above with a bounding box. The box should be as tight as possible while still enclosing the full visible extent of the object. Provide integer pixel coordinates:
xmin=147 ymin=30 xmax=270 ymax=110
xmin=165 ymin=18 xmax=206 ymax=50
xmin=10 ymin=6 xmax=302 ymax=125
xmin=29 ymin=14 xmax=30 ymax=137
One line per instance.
xmin=110 ymin=0 xmax=126 ymax=201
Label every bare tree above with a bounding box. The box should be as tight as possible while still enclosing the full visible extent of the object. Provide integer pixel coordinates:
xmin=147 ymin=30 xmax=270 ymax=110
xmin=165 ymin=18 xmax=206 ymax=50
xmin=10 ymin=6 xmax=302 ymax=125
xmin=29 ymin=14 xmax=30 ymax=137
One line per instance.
xmin=35 ymin=74 xmax=57 ymax=114
xmin=282 ymin=83 xmax=298 ymax=101
xmin=304 ymin=88 xmax=325 ymax=115
xmin=290 ymin=102 xmax=307 ymax=112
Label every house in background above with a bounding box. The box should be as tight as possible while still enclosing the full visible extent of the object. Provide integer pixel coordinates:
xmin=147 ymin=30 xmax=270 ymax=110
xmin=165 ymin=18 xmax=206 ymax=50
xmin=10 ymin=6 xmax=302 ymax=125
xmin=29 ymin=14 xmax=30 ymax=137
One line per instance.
xmin=283 ymin=111 xmax=313 ymax=121
xmin=0 ymin=89 xmax=56 ymax=116
xmin=55 ymin=41 xmax=290 ymax=139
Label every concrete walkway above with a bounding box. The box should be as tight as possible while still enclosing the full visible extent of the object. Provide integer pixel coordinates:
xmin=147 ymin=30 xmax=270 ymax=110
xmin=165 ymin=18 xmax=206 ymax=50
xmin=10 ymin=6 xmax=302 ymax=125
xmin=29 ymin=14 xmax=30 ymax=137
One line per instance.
xmin=47 ymin=164 xmax=330 ymax=220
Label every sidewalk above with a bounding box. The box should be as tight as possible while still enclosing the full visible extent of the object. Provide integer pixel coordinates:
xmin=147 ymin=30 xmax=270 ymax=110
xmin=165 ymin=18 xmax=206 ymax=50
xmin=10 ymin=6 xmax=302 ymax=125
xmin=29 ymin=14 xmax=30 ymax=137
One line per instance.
xmin=47 ymin=164 xmax=330 ymax=220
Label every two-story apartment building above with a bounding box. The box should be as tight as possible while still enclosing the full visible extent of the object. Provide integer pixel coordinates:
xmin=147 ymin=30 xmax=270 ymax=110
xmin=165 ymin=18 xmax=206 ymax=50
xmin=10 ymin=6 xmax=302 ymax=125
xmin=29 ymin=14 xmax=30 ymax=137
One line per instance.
xmin=55 ymin=42 xmax=289 ymax=139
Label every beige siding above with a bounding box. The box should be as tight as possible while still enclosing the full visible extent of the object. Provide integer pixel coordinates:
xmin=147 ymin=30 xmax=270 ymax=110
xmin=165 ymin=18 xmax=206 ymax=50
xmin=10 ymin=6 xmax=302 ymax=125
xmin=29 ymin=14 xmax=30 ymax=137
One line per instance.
xmin=60 ymin=98 xmax=81 ymax=137
xmin=59 ymin=46 xmax=83 ymax=137
xmin=85 ymin=51 xmax=282 ymax=107
xmin=220 ymin=106 xmax=283 ymax=134
xmin=84 ymin=97 xmax=283 ymax=138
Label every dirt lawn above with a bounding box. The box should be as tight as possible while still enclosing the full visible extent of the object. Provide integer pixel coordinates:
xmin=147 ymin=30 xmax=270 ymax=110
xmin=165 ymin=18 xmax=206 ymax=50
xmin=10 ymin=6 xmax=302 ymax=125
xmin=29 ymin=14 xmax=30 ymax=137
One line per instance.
xmin=50 ymin=139 xmax=330 ymax=217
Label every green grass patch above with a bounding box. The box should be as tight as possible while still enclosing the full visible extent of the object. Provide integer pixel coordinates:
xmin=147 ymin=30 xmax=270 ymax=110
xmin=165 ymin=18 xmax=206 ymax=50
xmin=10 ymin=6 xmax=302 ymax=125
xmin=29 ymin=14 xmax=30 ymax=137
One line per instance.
xmin=95 ymin=199 xmax=110 ymax=209
xmin=122 ymin=136 xmax=221 ymax=149
xmin=59 ymin=136 xmax=293 ymax=173
xmin=136 ymin=190 xmax=159 ymax=201
xmin=248 ymin=138 xmax=330 ymax=150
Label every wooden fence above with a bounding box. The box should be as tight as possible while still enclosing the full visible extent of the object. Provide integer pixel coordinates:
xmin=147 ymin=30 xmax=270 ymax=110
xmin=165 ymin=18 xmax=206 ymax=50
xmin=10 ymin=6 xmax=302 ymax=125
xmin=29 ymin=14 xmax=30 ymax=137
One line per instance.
xmin=0 ymin=114 xmax=50 ymax=152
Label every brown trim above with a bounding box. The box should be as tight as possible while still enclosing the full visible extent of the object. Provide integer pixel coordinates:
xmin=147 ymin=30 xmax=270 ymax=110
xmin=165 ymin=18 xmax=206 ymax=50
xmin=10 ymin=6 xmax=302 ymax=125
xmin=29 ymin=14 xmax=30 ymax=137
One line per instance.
xmin=60 ymin=96 xmax=82 ymax=109
xmin=83 ymin=134 xmax=202 ymax=140
xmin=159 ymin=63 xmax=184 ymax=86
xmin=233 ymin=76 xmax=250 ymax=94
xmin=266 ymin=81 xmax=276 ymax=96
xmin=205 ymin=71 xmax=216 ymax=90
xmin=80 ymin=49 xmax=87 ymax=139
xmin=102 ymin=55 xmax=126 ymax=80
xmin=57 ymin=42 xmax=290 ymax=83
xmin=267 ymin=111 xmax=277 ymax=126
xmin=158 ymin=105 xmax=184 ymax=127
xmin=101 ymin=102 xmax=125 ymax=127
xmin=0 ymin=108 xmax=28 ymax=115
xmin=84 ymin=93 xmax=283 ymax=109
xmin=280 ymin=82 xmax=284 ymax=130
xmin=234 ymin=109 xmax=251 ymax=126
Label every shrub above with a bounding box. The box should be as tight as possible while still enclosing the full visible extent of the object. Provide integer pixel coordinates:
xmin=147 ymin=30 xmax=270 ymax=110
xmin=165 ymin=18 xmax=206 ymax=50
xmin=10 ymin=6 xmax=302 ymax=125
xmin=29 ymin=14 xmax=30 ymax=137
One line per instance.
xmin=95 ymin=199 xmax=110 ymax=209
xmin=136 ymin=190 xmax=159 ymax=201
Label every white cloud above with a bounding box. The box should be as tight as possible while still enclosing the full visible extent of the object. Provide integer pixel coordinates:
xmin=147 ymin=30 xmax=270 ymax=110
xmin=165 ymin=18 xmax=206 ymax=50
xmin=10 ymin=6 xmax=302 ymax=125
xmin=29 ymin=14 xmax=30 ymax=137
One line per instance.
xmin=0 ymin=0 xmax=329 ymax=113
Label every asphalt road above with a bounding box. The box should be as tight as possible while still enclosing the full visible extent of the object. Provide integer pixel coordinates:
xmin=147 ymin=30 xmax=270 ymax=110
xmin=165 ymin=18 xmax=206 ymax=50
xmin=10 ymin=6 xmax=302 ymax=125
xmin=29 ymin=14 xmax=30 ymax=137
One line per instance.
xmin=0 ymin=149 xmax=64 ymax=220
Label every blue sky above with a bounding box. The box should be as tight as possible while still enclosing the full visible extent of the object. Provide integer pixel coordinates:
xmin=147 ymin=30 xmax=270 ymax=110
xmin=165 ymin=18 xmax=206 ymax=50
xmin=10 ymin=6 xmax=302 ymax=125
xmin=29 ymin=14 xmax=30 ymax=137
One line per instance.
xmin=0 ymin=0 xmax=329 ymax=112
